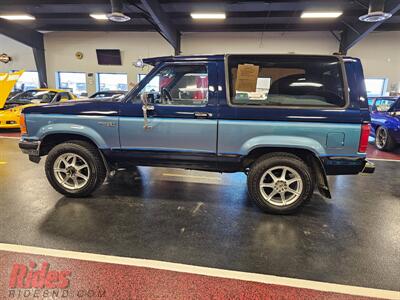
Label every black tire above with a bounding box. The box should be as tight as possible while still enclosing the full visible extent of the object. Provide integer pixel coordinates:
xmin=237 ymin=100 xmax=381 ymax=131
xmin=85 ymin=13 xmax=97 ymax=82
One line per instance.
xmin=45 ymin=140 xmax=107 ymax=197
xmin=375 ymin=126 xmax=396 ymax=151
xmin=247 ymin=152 xmax=314 ymax=214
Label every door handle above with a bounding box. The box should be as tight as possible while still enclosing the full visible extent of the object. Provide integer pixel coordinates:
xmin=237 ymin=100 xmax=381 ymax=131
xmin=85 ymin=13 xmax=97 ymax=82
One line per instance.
xmin=194 ymin=112 xmax=212 ymax=118
xmin=142 ymin=105 xmax=155 ymax=111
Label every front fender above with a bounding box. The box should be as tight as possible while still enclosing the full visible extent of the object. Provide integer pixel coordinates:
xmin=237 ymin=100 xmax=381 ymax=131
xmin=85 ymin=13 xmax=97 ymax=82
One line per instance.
xmin=241 ymin=135 xmax=326 ymax=156
xmin=37 ymin=123 xmax=108 ymax=149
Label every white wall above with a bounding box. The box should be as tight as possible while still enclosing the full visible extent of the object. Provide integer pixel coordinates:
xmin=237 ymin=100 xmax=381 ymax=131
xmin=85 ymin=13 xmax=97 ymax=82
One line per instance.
xmin=44 ymin=31 xmax=173 ymax=95
xmin=181 ymin=32 xmax=339 ymax=55
xmin=348 ymin=31 xmax=400 ymax=93
xmin=0 ymin=35 xmax=36 ymax=73
xmin=1 ymin=30 xmax=399 ymax=94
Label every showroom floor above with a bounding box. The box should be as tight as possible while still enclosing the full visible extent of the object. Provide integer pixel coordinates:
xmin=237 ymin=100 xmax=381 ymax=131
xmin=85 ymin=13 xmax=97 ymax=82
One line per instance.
xmin=0 ymin=136 xmax=399 ymax=296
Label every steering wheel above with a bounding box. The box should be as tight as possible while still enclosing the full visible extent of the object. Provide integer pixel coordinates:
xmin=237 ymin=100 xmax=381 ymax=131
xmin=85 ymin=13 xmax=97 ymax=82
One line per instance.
xmin=161 ymin=88 xmax=172 ymax=103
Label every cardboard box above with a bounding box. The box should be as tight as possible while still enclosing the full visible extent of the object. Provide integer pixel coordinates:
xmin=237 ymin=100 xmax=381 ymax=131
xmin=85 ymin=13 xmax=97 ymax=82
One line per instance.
xmin=235 ymin=64 xmax=259 ymax=93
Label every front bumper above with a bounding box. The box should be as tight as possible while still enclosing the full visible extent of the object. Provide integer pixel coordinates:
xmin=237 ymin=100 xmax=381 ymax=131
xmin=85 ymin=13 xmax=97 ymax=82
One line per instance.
xmin=19 ymin=139 xmax=41 ymax=157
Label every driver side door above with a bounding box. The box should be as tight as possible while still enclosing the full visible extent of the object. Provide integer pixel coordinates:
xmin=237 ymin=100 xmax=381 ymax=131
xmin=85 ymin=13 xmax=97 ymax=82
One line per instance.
xmin=119 ymin=62 xmax=218 ymax=168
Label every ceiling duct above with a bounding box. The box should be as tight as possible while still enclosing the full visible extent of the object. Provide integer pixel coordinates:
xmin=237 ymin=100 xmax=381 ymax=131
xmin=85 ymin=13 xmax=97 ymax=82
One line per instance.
xmin=359 ymin=0 xmax=393 ymax=22
xmin=107 ymin=0 xmax=131 ymax=22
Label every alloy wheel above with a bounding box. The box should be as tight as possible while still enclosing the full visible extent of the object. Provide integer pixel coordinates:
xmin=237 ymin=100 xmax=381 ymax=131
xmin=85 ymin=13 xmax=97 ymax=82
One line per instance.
xmin=53 ymin=153 xmax=90 ymax=190
xmin=259 ymin=166 xmax=303 ymax=207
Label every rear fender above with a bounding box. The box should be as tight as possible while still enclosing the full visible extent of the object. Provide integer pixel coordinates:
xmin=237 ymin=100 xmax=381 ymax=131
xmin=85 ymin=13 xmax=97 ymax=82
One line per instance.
xmin=241 ymin=135 xmax=326 ymax=156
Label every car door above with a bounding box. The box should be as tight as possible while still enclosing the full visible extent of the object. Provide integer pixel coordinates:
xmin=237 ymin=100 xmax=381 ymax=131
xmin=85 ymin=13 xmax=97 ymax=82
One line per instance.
xmin=119 ymin=61 xmax=218 ymax=167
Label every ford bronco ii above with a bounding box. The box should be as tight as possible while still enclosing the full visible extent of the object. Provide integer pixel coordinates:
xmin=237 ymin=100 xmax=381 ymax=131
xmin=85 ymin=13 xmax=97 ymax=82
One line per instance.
xmin=19 ymin=54 xmax=375 ymax=214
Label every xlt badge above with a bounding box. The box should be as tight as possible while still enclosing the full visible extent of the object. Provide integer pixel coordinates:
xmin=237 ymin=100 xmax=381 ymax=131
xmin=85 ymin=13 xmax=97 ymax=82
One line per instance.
xmin=98 ymin=121 xmax=116 ymax=127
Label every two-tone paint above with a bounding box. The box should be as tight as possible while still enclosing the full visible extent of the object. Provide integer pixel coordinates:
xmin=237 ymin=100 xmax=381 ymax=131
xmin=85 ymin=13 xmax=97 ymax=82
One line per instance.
xmin=21 ymin=54 xmax=371 ymax=180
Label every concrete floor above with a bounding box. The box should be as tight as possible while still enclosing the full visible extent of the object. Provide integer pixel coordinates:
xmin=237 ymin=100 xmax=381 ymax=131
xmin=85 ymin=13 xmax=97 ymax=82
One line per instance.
xmin=0 ymin=137 xmax=399 ymax=291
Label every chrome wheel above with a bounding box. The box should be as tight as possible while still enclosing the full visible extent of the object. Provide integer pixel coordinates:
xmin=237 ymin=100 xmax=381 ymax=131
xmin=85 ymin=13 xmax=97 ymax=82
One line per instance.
xmin=376 ymin=127 xmax=387 ymax=149
xmin=53 ymin=153 xmax=90 ymax=190
xmin=259 ymin=166 xmax=303 ymax=207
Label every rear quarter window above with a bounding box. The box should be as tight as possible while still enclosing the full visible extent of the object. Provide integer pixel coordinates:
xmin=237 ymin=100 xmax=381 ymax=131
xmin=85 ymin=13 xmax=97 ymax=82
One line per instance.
xmin=228 ymin=55 xmax=346 ymax=108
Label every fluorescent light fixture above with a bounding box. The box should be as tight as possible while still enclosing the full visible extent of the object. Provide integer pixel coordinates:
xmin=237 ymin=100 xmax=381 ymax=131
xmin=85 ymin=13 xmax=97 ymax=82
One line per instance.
xmin=0 ymin=14 xmax=35 ymax=20
xmin=290 ymin=82 xmax=323 ymax=87
xmin=301 ymin=11 xmax=343 ymax=18
xmin=191 ymin=13 xmax=226 ymax=19
xmin=90 ymin=14 xmax=108 ymax=20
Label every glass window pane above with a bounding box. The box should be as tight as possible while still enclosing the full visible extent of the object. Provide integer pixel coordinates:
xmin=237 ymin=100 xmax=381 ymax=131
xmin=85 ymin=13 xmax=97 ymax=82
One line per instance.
xmin=98 ymin=73 xmax=128 ymax=91
xmin=135 ymin=65 xmax=208 ymax=106
xmin=14 ymin=71 xmax=39 ymax=91
xmin=138 ymin=74 xmax=147 ymax=82
xmin=365 ymin=78 xmax=386 ymax=97
xmin=228 ymin=55 xmax=345 ymax=107
xmin=374 ymin=98 xmax=396 ymax=112
xmin=58 ymin=72 xmax=87 ymax=96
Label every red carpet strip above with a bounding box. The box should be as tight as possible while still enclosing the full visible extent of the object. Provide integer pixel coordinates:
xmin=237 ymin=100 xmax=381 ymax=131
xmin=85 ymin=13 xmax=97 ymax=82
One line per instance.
xmin=1 ymin=244 xmax=397 ymax=300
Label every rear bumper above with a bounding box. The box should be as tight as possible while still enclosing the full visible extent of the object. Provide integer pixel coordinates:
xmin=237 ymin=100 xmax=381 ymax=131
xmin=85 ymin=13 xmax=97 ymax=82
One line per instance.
xmin=361 ymin=160 xmax=375 ymax=174
xmin=322 ymin=157 xmax=375 ymax=175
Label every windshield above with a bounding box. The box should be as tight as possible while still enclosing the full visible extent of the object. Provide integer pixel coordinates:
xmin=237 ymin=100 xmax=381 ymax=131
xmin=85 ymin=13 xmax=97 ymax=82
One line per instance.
xmin=91 ymin=92 xmax=124 ymax=99
xmin=373 ymin=98 xmax=397 ymax=112
xmin=8 ymin=90 xmax=57 ymax=104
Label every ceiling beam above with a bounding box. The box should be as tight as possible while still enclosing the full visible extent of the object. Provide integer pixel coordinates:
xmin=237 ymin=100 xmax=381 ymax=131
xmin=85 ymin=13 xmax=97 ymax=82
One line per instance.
xmin=0 ymin=19 xmax=44 ymax=50
xmin=33 ymin=48 xmax=48 ymax=88
xmin=139 ymin=0 xmax=180 ymax=54
xmin=339 ymin=0 xmax=400 ymax=53
xmin=0 ymin=19 xmax=47 ymax=86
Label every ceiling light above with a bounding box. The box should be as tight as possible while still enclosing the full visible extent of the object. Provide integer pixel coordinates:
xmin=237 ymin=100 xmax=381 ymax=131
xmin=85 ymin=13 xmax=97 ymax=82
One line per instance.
xmin=0 ymin=15 xmax=35 ymax=20
xmin=359 ymin=0 xmax=392 ymax=22
xmin=107 ymin=12 xmax=131 ymax=22
xmin=90 ymin=14 xmax=108 ymax=20
xmin=359 ymin=11 xmax=392 ymax=22
xmin=191 ymin=13 xmax=226 ymax=20
xmin=301 ymin=12 xmax=343 ymax=18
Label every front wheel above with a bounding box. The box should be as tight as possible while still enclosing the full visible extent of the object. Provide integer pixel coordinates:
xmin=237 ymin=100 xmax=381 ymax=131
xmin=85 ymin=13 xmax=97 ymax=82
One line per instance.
xmin=45 ymin=140 xmax=107 ymax=197
xmin=375 ymin=126 xmax=396 ymax=151
xmin=247 ymin=153 xmax=314 ymax=214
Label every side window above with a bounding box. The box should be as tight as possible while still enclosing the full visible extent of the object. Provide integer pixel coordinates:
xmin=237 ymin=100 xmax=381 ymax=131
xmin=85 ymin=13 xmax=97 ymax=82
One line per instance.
xmin=134 ymin=64 xmax=208 ymax=106
xmin=60 ymin=92 xmax=71 ymax=100
xmin=228 ymin=55 xmax=346 ymax=108
xmin=374 ymin=98 xmax=396 ymax=112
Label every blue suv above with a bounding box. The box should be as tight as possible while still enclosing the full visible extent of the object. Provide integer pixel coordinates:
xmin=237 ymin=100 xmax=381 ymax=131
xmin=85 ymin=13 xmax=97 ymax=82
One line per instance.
xmin=19 ymin=54 xmax=375 ymax=214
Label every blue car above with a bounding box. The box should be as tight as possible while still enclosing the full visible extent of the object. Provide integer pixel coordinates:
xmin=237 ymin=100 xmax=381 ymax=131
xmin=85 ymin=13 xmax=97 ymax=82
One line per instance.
xmin=369 ymin=96 xmax=400 ymax=151
xmin=18 ymin=54 xmax=375 ymax=214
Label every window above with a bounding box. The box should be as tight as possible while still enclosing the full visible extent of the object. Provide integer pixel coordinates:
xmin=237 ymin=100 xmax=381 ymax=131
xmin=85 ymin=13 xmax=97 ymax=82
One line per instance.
xmin=365 ymin=78 xmax=387 ymax=97
xmin=57 ymin=72 xmax=87 ymax=96
xmin=8 ymin=90 xmax=57 ymax=104
xmin=228 ymin=55 xmax=346 ymax=108
xmin=97 ymin=73 xmax=128 ymax=91
xmin=373 ymin=98 xmax=397 ymax=112
xmin=56 ymin=92 xmax=72 ymax=102
xmin=135 ymin=64 xmax=208 ymax=106
xmin=13 ymin=71 xmax=39 ymax=91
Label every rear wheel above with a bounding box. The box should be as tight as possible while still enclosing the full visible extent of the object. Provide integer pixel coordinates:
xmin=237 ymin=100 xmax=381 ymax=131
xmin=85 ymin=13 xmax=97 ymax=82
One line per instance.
xmin=45 ymin=140 xmax=106 ymax=197
xmin=247 ymin=153 xmax=314 ymax=214
xmin=375 ymin=126 xmax=396 ymax=151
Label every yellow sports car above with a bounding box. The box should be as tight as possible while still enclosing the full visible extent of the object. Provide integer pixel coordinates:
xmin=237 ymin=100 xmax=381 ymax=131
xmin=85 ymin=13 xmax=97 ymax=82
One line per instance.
xmin=0 ymin=89 xmax=77 ymax=129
